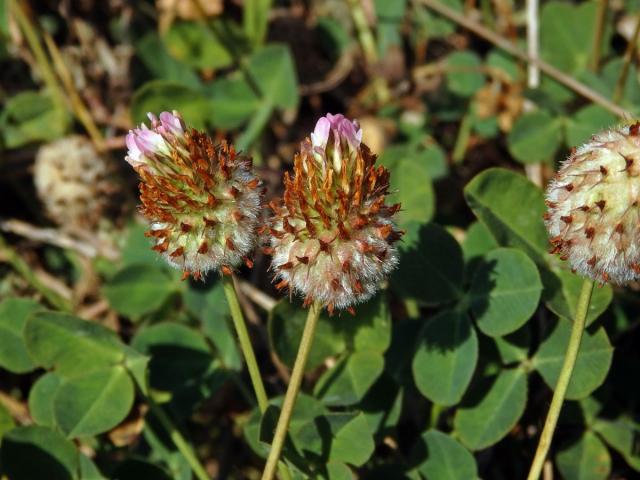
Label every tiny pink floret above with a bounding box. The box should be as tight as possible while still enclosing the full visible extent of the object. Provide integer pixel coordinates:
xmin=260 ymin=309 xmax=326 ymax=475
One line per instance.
xmin=125 ymin=111 xmax=186 ymax=167
xmin=311 ymin=113 xmax=362 ymax=159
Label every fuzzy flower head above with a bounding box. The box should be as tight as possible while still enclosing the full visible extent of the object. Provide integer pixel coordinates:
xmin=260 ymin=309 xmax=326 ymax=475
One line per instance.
xmin=546 ymin=122 xmax=640 ymax=284
xmin=267 ymin=113 xmax=403 ymax=314
xmin=126 ymin=111 xmax=262 ymax=279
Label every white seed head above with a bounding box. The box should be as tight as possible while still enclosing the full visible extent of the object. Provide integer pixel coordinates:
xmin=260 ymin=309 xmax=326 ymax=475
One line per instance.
xmin=546 ymin=123 xmax=640 ymax=284
xmin=34 ymin=135 xmax=114 ymax=229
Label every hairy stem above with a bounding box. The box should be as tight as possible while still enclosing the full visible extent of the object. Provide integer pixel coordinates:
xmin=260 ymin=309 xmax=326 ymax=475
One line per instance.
xmin=526 ymin=279 xmax=594 ymax=480
xmin=222 ymin=275 xmax=293 ymax=480
xmin=222 ymin=274 xmax=269 ymax=411
xmin=261 ymin=302 xmax=322 ymax=480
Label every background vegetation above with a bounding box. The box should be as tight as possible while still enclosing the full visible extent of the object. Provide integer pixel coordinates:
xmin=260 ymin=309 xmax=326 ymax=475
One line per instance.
xmin=0 ymin=0 xmax=639 ymax=479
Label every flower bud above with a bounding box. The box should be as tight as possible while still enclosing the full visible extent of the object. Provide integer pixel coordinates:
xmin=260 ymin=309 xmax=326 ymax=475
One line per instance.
xmin=267 ymin=113 xmax=403 ymax=313
xmin=545 ymin=122 xmax=640 ymax=284
xmin=126 ymin=111 xmax=262 ymax=279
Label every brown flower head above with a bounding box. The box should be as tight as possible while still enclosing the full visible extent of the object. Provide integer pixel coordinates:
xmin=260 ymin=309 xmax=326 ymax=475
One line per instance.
xmin=126 ymin=111 xmax=262 ymax=278
xmin=267 ymin=113 xmax=403 ymax=313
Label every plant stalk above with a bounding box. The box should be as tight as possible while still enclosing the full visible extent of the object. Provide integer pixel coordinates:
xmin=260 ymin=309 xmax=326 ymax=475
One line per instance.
xmin=346 ymin=0 xmax=390 ymax=105
xmin=0 ymin=234 xmax=72 ymax=312
xmin=526 ymin=278 xmax=594 ymax=480
xmin=261 ymin=302 xmax=322 ymax=480
xmin=147 ymin=395 xmax=210 ymax=480
xmin=590 ymin=0 xmax=608 ymax=72
xmin=222 ymin=275 xmax=293 ymax=480
xmin=9 ymin=0 xmax=68 ymax=121
xmin=222 ymin=274 xmax=269 ymax=412
xmin=613 ymin=14 xmax=640 ymax=104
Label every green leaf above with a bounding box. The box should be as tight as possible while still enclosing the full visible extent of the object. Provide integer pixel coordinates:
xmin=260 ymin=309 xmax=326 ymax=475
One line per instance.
xmin=29 ymin=372 xmax=63 ymax=427
xmin=135 ymin=33 xmax=202 ymax=88
xmin=389 ymin=156 xmax=435 ymax=227
xmin=247 ymin=394 xmax=325 ymax=459
xmin=412 ymin=311 xmax=478 ymax=406
xmin=454 ymin=368 xmax=527 ymax=450
xmin=593 ymin=418 xmax=640 ymax=471
xmin=132 ymin=323 xmax=226 ymax=416
xmin=103 ymin=264 xmax=176 ymax=318
xmin=207 ymin=75 xmax=260 ymax=130
xmin=412 ymin=430 xmax=478 ymax=480
xmin=0 ymin=298 xmax=41 ymax=373
xmin=540 ymin=1 xmax=604 ymax=74
xmin=24 ymin=311 xmax=124 ymax=377
xmin=464 ymin=168 xmax=548 ymax=263
xmin=565 ymin=105 xmax=616 ymax=148
xmin=122 ymin=345 xmax=151 ymax=395
xmin=344 ymin=293 xmax=392 ymax=354
xmin=184 ymin=280 xmax=242 ymax=370
xmin=79 ymin=454 xmax=106 ymax=480
xmin=130 ymin=81 xmax=211 ymax=130
xmin=1 ymin=426 xmax=80 ymax=480
xmin=469 ymin=248 xmax=542 ymax=337
xmin=328 ymin=413 xmax=375 ymax=467
xmin=244 ymin=0 xmax=271 ymax=47
xmin=379 ymin=141 xmax=448 ymax=181
xmin=0 ymin=401 xmax=14 ymax=444
xmin=53 ymin=366 xmax=134 ymax=438
xmin=446 ymin=51 xmax=485 ymax=97
xmin=507 ymin=110 xmax=563 ymax=164
xmin=326 ymin=462 xmax=354 ymax=480
xmin=314 ymin=351 xmax=385 ymax=406
xmin=493 ymin=325 xmax=530 ymax=364
xmin=393 ymin=222 xmax=464 ymax=305
xmin=269 ymin=301 xmax=344 ymax=371
xmin=120 ymin=223 xmax=165 ymax=268
xmin=358 ymin=372 xmax=403 ymax=437
xmin=247 ymin=44 xmax=299 ymax=110
xmin=532 ymin=318 xmax=613 ymax=399
xmin=163 ymin=21 xmax=232 ymax=70
xmin=543 ymin=268 xmax=612 ymax=326
xmin=556 ymin=431 xmax=611 ymax=480
xmin=0 ymin=91 xmax=68 ymax=148
xmin=374 ymin=0 xmax=407 ymax=55
xmin=462 ymin=221 xmax=499 ymax=264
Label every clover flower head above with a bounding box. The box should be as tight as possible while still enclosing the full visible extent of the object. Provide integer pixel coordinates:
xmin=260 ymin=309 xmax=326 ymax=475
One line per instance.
xmin=126 ymin=111 xmax=263 ymax=279
xmin=267 ymin=113 xmax=403 ymax=314
xmin=546 ymin=122 xmax=640 ymax=284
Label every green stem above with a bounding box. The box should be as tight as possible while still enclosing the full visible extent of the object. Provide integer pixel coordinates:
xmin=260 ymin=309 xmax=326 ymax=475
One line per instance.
xmin=0 ymin=234 xmax=72 ymax=312
xmin=429 ymin=403 xmax=442 ymax=430
xmin=452 ymin=107 xmax=473 ymax=164
xmin=222 ymin=275 xmax=293 ymax=480
xmin=590 ymin=0 xmax=608 ymax=72
xmin=261 ymin=302 xmax=322 ymax=480
xmin=9 ymin=0 xmax=68 ymax=125
xmin=526 ymin=278 xmax=594 ymax=480
xmin=147 ymin=395 xmax=210 ymax=480
xmin=222 ymin=274 xmax=269 ymax=412
xmin=346 ymin=0 xmax=390 ymax=105
xmin=613 ymin=14 xmax=640 ymax=104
